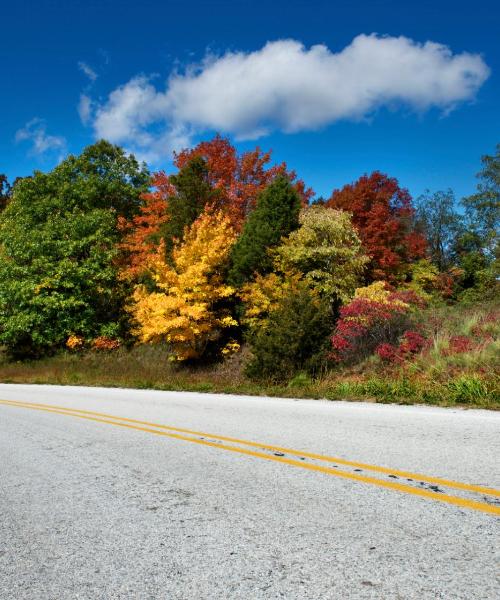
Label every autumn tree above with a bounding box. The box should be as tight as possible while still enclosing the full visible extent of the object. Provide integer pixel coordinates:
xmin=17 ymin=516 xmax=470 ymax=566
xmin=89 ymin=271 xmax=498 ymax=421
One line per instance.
xmin=159 ymin=156 xmax=221 ymax=261
xmin=273 ymin=206 xmax=368 ymax=304
xmin=326 ymin=171 xmax=426 ymax=281
xmin=174 ymin=135 xmax=313 ymax=227
xmin=129 ymin=210 xmax=237 ymax=361
xmin=0 ymin=141 xmax=149 ymax=357
xmin=228 ymin=175 xmax=301 ymax=286
xmin=120 ymin=136 xmax=313 ymax=280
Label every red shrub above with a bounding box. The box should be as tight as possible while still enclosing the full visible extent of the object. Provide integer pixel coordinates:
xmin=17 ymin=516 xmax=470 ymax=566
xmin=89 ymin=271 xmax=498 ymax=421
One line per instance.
xmin=376 ymin=343 xmax=400 ymax=363
xmin=330 ymin=297 xmax=412 ymax=364
xmin=376 ymin=331 xmax=428 ymax=364
xmin=399 ymin=331 xmax=428 ymax=355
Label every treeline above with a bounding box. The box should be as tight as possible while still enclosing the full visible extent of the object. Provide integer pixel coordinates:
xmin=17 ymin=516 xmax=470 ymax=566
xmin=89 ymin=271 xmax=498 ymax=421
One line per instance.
xmin=0 ymin=138 xmax=498 ymax=382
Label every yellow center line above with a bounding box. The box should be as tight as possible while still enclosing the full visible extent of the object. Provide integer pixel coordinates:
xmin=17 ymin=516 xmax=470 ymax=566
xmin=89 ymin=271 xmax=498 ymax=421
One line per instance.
xmin=1 ymin=400 xmax=499 ymax=516
xmin=1 ymin=398 xmax=498 ymax=499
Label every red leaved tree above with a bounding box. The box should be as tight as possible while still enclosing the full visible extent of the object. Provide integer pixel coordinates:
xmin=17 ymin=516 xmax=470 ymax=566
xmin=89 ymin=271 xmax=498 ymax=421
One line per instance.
xmin=174 ymin=135 xmax=313 ymax=227
xmin=120 ymin=136 xmax=313 ymax=279
xmin=326 ymin=172 xmax=426 ymax=281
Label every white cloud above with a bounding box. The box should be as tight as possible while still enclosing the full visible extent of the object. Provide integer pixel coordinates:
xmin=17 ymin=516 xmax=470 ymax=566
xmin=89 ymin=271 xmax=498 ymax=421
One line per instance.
xmin=78 ymin=61 xmax=98 ymax=82
xmin=88 ymin=34 xmax=490 ymax=162
xmin=78 ymin=93 xmax=93 ymax=125
xmin=15 ymin=118 xmax=67 ymax=157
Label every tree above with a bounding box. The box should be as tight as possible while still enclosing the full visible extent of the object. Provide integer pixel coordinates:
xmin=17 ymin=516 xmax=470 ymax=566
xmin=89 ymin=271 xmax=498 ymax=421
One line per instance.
xmin=159 ymin=156 xmax=220 ymax=261
xmin=415 ymin=190 xmax=463 ymax=270
xmin=228 ymin=175 xmax=301 ymax=286
xmin=245 ymin=280 xmax=334 ymax=382
xmin=129 ymin=210 xmax=237 ymax=361
xmin=174 ymin=135 xmax=313 ymax=228
xmin=120 ymin=136 xmax=313 ymax=279
xmin=0 ymin=174 xmax=11 ymax=212
xmin=461 ymin=144 xmax=499 ymax=258
xmin=0 ymin=141 xmax=149 ymax=357
xmin=326 ymin=171 xmax=426 ymax=281
xmin=273 ymin=206 xmax=368 ymax=304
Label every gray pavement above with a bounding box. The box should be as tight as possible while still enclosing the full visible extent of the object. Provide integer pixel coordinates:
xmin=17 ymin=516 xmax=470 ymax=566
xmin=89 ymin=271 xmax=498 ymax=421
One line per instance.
xmin=0 ymin=384 xmax=498 ymax=599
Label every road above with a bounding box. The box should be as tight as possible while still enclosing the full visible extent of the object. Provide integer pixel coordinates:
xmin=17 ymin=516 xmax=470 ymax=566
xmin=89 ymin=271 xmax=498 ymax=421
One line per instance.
xmin=0 ymin=384 xmax=499 ymax=599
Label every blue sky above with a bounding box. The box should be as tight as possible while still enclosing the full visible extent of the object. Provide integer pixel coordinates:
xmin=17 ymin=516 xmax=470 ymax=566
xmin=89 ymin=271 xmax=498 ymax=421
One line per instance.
xmin=1 ymin=0 xmax=499 ymax=201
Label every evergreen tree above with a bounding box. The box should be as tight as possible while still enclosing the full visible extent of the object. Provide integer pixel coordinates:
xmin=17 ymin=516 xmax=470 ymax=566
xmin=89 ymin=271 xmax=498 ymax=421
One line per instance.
xmin=160 ymin=156 xmax=219 ymax=261
xmin=228 ymin=175 xmax=301 ymax=286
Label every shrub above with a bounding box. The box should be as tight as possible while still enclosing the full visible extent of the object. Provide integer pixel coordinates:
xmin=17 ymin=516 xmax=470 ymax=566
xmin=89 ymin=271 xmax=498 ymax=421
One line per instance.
xmin=376 ymin=331 xmax=428 ymax=363
xmin=245 ymin=281 xmax=334 ymax=382
xmin=330 ymin=287 xmax=425 ymax=364
xmin=92 ymin=336 xmax=121 ymax=351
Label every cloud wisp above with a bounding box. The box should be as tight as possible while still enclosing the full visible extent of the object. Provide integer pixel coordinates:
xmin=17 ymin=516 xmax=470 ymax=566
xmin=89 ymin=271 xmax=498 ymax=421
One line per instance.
xmin=78 ymin=61 xmax=98 ymax=83
xmin=15 ymin=118 xmax=67 ymax=158
xmin=85 ymin=34 xmax=490 ymax=162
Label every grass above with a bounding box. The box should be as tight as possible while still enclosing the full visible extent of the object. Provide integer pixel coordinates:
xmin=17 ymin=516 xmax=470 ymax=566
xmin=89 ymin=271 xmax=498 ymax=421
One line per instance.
xmin=0 ymin=300 xmax=498 ymax=410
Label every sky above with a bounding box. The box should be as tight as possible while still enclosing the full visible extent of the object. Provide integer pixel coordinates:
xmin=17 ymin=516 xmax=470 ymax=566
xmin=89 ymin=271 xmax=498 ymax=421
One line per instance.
xmin=1 ymin=0 xmax=499 ymax=201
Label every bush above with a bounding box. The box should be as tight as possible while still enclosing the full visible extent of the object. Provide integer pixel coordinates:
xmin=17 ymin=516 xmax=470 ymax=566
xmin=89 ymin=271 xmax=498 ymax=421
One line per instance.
xmin=330 ymin=286 xmax=424 ymax=364
xmin=245 ymin=281 xmax=334 ymax=382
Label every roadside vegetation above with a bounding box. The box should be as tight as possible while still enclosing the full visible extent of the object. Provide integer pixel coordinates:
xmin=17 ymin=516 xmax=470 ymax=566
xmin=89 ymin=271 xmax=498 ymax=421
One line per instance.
xmin=0 ymin=139 xmax=498 ymax=408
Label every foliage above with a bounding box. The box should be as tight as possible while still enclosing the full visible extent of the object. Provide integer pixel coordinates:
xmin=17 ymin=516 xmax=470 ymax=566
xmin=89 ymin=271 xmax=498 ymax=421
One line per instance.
xmin=120 ymin=136 xmax=313 ymax=279
xmin=66 ymin=335 xmax=85 ymax=350
xmin=159 ymin=156 xmax=221 ymax=262
xmin=461 ymin=143 xmax=499 ymax=258
xmin=0 ymin=141 xmax=149 ymax=357
xmin=415 ymin=189 xmax=463 ymax=270
xmin=245 ymin=280 xmax=334 ymax=382
xmin=119 ymin=170 xmax=172 ymax=280
xmin=376 ymin=331 xmax=428 ymax=363
xmin=228 ymin=175 xmax=301 ymax=286
xmin=129 ymin=210 xmax=237 ymax=361
xmin=330 ymin=286 xmax=424 ymax=364
xmin=92 ymin=336 xmax=121 ymax=351
xmin=238 ymin=272 xmax=299 ymax=331
xmin=327 ymin=171 xmax=427 ymax=281
xmin=174 ymin=135 xmax=313 ymax=228
xmin=273 ymin=206 xmax=368 ymax=303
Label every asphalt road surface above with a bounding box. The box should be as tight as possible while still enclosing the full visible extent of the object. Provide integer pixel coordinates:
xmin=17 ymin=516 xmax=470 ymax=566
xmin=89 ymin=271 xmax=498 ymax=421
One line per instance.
xmin=0 ymin=384 xmax=499 ymax=599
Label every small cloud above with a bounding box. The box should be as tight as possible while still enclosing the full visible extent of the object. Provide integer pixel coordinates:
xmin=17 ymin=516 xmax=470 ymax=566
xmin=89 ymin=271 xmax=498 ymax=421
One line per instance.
xmin=15 ymin=118 xmax=66 ymax=157
xmin=78 ymin=61 xmax=98 ymax=82
xmin=78 ymin=93 xmax=93 ymax=125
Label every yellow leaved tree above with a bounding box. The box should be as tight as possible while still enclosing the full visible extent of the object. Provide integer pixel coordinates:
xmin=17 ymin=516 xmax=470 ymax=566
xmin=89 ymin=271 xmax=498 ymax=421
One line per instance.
xmin=129 ymin=210 xmax=238 ymax=360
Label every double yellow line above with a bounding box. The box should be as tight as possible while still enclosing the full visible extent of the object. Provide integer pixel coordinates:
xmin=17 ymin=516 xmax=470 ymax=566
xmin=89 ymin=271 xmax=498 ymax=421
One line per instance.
xmin=1 ymin=398 xmax=499 ymax=516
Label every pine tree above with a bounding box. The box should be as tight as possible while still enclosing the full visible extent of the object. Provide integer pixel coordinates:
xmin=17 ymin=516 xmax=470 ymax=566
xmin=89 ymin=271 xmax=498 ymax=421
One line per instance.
xmin=160 ymin=156 xmax=219 ymax=261
xmin=228 ymin=175 xmax=301 ymax=286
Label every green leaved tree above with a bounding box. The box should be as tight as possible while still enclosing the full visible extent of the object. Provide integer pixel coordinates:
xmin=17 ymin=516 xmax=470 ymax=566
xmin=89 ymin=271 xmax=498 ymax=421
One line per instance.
xmin=0 ymin=140 xmax=149 ymax=357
